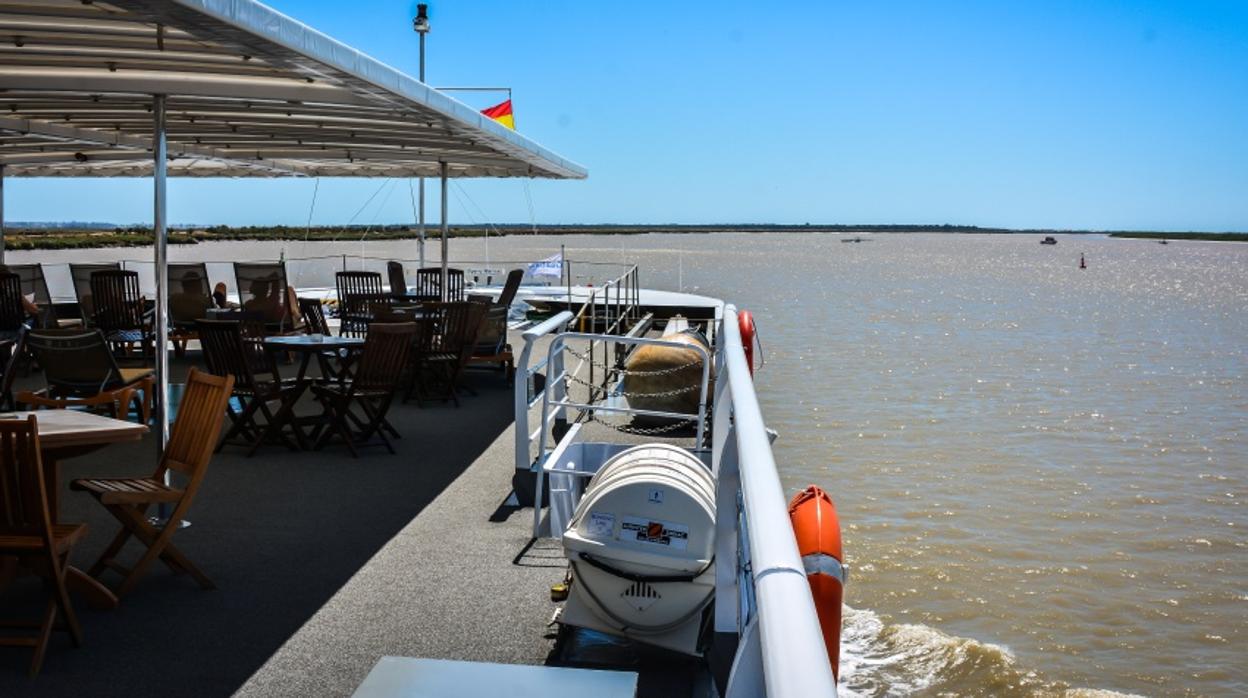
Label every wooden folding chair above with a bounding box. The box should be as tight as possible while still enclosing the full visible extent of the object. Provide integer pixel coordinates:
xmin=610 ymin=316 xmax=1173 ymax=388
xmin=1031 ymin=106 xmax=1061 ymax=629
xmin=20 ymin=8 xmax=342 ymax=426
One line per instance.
xmin=311 ymin=322 xmax=415 ymax=456
xmin=387 ymin=261 xmax=413 ymax=301
xmin=297 ymin=298 xmax=346 ymax=381
xmin=414 ymin=267 xmax=465 ymax=302
xmin=90 ymin=269 xmax=153 ymax=359
xmin=335 ymin=271 xmax=390 ymax=338
xmin=0 ymin=272 xmax=30 ymax=342
xmin=406 ymin=302 xmax=486 ymax=407
xmin=69 ymin=368 xmax=234 ymax=599
xmin=0 ymin=416 xmax=86 ymax=677
xmin=68 ymin=263 xmax=119 ymax=329
xmin=197 ymin=319 xmax=305 ymax=455
xmin=1 ymin=263 xmax=61 ymax=328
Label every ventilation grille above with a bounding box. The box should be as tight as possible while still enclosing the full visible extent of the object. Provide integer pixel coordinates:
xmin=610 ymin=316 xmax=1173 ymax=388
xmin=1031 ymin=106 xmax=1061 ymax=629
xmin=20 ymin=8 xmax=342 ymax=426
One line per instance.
xmin=621 ymin=581 xmax=661 ymax=612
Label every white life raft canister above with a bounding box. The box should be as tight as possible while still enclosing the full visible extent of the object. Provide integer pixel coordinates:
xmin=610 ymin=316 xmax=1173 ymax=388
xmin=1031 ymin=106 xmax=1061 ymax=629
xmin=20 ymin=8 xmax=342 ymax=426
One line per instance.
xmin=561 ymin=444 xmax=716 ymax=655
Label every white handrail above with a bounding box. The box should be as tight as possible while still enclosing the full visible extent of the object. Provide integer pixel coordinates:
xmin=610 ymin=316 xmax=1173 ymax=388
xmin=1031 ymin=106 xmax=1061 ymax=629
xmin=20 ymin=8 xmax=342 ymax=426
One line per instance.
xmin=719 ymin=304 xmax=838 ymax=697
xmin=513 ymin=311 xmax=575 ymax=474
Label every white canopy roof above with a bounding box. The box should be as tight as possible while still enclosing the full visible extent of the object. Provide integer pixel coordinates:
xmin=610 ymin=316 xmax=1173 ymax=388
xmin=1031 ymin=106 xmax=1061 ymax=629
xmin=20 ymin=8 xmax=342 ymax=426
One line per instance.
xmin=0 ymin=0 xmax=587 ymax=179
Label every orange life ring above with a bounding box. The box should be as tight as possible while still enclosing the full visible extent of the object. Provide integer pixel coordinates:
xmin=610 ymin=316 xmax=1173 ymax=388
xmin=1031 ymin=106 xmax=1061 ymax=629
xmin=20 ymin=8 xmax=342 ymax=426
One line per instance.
xmin=788 ymin=485 xmax=845 ymax=682
xmin=739 ymin=310 xmax=756 ymax=376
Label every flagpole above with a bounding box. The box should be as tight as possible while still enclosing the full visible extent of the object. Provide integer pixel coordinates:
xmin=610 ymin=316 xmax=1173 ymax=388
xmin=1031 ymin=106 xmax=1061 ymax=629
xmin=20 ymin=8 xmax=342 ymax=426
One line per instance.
xmin=413 ymin=4 xmax=430 ymax=270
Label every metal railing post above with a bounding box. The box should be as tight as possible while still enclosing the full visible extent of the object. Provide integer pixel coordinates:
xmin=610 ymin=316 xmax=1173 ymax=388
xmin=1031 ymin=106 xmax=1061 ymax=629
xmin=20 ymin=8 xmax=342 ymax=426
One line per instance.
xmin=714 ymin=422 xmax=740 ymax=633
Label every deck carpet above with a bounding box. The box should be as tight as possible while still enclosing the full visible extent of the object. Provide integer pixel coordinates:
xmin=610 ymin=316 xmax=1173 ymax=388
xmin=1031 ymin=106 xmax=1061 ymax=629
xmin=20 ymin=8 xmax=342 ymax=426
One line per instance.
xmin=0 ymin=353 xmax=518 ymax=697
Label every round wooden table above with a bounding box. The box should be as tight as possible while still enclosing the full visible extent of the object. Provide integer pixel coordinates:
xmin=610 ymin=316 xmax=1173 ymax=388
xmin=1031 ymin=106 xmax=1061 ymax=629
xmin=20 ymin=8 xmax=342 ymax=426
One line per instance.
xmin=262 ymin=334 xmax=365 ymax=382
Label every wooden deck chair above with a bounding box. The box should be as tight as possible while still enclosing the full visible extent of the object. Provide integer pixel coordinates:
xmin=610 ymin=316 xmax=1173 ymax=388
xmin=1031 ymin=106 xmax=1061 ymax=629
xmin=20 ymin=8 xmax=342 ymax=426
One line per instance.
xmin=89 ymin=269 xmax=153 ymax=359
xmin=0 ymin=272 xmax=28 ymax=342
xmin=405 ymin=301 xmax=486 ymax=407
xmin=297 ymin=297 xmax=331 ymax=337
xmin=1 ymin=330 xmax=24 ymax=410
xmin=386 ymin=261 xmax=418 ymax=302
xmin=297 ymin=298 xmax=344 ymax=381
xmin=414 ymin=267 xmax=465 ymax=302
xmin=16 ymin=328 xmax=153 ymax=423
xmin=196 ymin=319 xmax=305 ymax=455
xmin=311 ymin=322 xmax=415 ymax=456
xmin=70 ymin=368 xmax=234 ymax=599
xmin=335 ymin=271 xmax=390 ymax=338
xmin=0 ymin=416 xmax=86 ymax=677
xmin=0 ymin=264 xmax=58 ymax=329
xmin=68 ymin=263 xmax=119 ymax=328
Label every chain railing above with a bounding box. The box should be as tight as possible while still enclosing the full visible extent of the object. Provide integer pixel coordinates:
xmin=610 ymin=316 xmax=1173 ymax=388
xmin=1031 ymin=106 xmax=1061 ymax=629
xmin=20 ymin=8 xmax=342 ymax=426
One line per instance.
xmin=563 ymin=264 xmax=643 ymax=405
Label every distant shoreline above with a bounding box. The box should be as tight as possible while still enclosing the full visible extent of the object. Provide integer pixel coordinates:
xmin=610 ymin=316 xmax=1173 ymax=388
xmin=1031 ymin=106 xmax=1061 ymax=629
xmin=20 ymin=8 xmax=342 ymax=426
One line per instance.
xmin=0 ymin=224 xmax=1244 ymax=251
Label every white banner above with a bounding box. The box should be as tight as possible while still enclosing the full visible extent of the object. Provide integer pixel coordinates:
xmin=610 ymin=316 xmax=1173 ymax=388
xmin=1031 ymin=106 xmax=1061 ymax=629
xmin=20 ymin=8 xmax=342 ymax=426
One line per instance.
xmin=527 ymin=252 xmax=563 ymax=278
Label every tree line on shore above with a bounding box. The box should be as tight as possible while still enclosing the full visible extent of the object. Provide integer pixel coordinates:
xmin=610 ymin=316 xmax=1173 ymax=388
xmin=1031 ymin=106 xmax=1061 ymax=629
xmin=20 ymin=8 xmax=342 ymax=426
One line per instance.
xmin=0 ymin=223 xmax=1242 ymax=250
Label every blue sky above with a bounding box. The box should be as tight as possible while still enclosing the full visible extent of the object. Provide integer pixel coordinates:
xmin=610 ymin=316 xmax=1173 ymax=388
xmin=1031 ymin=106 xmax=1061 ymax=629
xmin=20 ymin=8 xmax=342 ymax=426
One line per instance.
xmin=6 ymin=0 xmax=1247 ymax=230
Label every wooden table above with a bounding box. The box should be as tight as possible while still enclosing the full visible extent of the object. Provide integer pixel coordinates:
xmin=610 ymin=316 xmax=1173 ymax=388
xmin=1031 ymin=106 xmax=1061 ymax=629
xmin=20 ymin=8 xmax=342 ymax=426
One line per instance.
xmin=0 ymin=410 xmax=148 ymax=610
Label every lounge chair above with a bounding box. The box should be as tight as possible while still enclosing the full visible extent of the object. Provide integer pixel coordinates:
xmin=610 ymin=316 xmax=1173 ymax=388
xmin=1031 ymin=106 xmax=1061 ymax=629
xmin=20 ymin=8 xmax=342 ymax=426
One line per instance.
xmin=168 ymin=263 xmax=214 ymax=357
xmin=14 ymin=328 xmax=153 ymax=423
xmin=467 ymin=268 xmax=523 ymax=383
xmin=234 ymin=262 xmax=300 ymax=334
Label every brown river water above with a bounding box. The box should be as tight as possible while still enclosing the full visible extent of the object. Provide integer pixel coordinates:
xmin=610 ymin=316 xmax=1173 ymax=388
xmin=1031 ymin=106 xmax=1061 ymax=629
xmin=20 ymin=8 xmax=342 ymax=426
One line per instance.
xmin=13 ymin=232 xmax=1246 ymax=696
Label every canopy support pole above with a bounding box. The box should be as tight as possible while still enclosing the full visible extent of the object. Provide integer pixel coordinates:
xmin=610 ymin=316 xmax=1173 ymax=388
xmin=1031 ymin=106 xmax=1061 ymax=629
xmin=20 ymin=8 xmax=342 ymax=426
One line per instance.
xmin=418 ymin=178 xmax=426 ymax=268
xmin=0 ymin=164 xmax=6 ymax=265
xmin=440 ymin=161 xmax=449 ymax=300
xmin=153 ymin=95 xmax=170 ymax=455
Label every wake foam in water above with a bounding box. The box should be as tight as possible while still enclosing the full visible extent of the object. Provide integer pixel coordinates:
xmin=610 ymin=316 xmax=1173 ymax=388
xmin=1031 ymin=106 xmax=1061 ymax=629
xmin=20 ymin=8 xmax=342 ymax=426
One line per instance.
xmin=837 ymin=606 xmax=1140 ymax=697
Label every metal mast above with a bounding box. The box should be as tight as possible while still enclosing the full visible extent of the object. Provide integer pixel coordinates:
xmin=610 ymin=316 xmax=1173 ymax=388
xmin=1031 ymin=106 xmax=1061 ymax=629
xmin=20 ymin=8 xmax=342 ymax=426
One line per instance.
xmin=413 ymin=4 xmax=430 ymax=271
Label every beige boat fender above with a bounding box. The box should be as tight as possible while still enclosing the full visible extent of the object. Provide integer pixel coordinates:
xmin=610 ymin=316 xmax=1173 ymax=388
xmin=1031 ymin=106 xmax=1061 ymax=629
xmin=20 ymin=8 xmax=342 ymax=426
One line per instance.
xmin=622 ymin=320 xmax=712 ymax=421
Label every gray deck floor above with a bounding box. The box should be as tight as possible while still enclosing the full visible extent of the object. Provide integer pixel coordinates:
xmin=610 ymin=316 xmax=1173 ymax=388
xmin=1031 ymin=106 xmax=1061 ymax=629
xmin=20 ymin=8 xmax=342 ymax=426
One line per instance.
xmin=0 ymin=341 xmax=554 ymax=697
xmin=2 ymin=328 xmax=717 ymax=697
xmin=234 ymin=383 xmax=566 ymax=697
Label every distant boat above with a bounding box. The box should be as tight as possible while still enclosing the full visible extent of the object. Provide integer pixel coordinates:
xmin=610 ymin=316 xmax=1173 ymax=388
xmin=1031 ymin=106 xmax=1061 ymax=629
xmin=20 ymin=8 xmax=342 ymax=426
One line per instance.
xmin=841 ymin=236 xmax=868 ymax=243
xmin=1159 ymin=239 xmax=1169 ymax=245
xmin=1040 ymin=236 xmax=1058 ymax=245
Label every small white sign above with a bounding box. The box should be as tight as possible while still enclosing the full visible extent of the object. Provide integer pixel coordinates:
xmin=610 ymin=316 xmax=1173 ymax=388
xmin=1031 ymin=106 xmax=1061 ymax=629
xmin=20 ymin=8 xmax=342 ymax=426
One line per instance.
xmin=588 ymin=512 xmax=615 ymax=538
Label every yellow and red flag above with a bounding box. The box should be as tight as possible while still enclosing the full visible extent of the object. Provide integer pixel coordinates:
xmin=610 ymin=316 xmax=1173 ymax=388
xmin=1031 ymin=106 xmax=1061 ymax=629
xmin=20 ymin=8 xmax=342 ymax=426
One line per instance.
xmin=481 ymin=99 xmax=515 ymax=130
